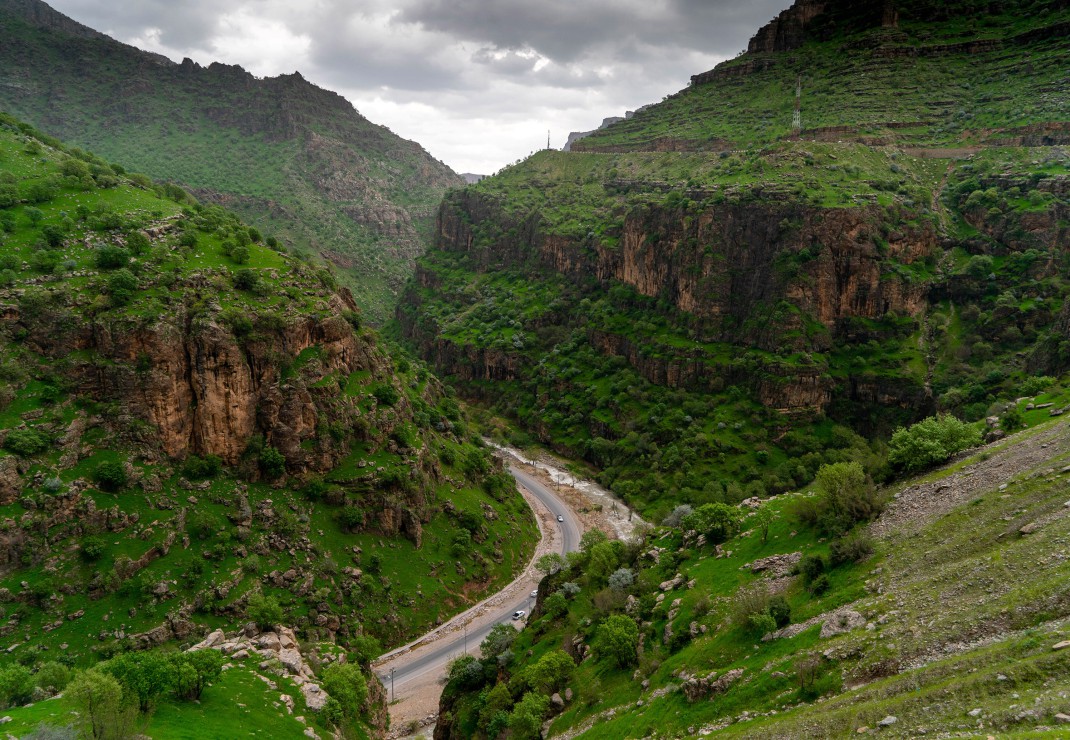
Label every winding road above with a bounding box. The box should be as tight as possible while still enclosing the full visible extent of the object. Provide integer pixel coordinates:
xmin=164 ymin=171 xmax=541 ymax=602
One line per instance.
xmin=372 ymin=464 xmax=582 ymax=725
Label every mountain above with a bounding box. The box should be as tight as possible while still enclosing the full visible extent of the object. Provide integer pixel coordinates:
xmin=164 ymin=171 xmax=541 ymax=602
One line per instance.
xmin=0 ymin=114 xmax=536 ymax=736
xmin=0 ymin=0 xmax=465 ymax=323
xmin=398 ymin=0 xmax=1070 ymax=521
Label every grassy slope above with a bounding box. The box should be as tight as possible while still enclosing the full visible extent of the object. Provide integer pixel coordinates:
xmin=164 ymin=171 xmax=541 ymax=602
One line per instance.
xmin=0 ymin=1 xmax=464 ymax=322
xmin=0 ymin=116 xmax=537 ymax=735
xmin=442 ymin=401 xmax=1070 ymax=739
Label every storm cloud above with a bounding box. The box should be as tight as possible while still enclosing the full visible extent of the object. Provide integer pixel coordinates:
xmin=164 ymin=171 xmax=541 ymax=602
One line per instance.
xmin=46 ymin=0 xmax=791 ymax=174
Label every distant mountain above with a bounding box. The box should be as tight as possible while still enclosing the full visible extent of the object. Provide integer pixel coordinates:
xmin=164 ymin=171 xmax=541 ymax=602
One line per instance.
xmin=0 ymin=0 xmax=464 ymax=322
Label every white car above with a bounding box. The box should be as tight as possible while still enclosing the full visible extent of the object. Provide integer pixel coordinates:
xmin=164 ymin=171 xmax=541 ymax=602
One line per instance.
xmin=530 ymin=590 xmax=538 ymax=598
xmin=557 ymin=515 xmax=564 ymax=522
xmin=512 ymin=610 xmax=526 ymax=620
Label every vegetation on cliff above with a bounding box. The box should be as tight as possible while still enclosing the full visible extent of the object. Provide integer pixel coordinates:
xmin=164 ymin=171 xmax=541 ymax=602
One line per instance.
xmin=0 ymin=0 xmax=465 ymax=323
xmin=0 ymin=114 xmax=537 ymax=737
xmin=398 ymin=0 xmax=1070 ymax=520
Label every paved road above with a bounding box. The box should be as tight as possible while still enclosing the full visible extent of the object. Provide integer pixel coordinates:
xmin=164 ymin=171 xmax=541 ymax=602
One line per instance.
xmin=376 ymin=464 xmax=581 ymax=694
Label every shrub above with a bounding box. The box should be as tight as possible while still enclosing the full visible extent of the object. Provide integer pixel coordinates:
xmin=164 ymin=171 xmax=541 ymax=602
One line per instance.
xmin=768 ymin=594 xmax=791 ymax=628
xmin=508 ymin=692 xmax=550 ymax=740
xmin=1000 ymin=407 xmax=1025 ymax=433
xmin=232 ymin=268 xmax=259 ymax=291
xmin=126 ymin=231 xmax=151 ymax=256
xmin=106 ymin=269 xmax=138 ymax=306
xmin=247 ymin=592 xmax=283 ymax=629
xmin=66 ymin=669 xmax=136 ymax=739
xmin=170 ymin=650 xmax=225 ymax=701
xmin=730 ymin=582 xmax=773 ymax=629
xmin=681 ymin=502 xmax=741 ymax=544
xmin=798 ymin=553 xmax=826 ymax=585
xmin=3 ymin=427 xmax=50 ymax=456
xmin=749 ymin=611 xmax=777 ymax=635
xmin=93 ymin=245 xmax=129 ymax=270
xmin=348 ymin=635 xmax=382 ymax=667
xmin=0 ymin=664 xmax=35 ymax=708
xmin=81 ymin=536 xmax=106 ymax=562
xmin=809 ymin=574 xmax=830 ymax=595
xmin=92 ymin=461 xmax=128 ymax=492
xmin=829 ymin=531 xmax=875 ymax=565
xmin=101 ymin=651 xmax=173 ymax=712
xmin=181 ymin=454 xmax=222 ymax=480
xmin=887 ymin=415 xmax=982 ymax=474
xmin=595 ymin=614 xmax=639 ymax=668
xmin=321 ymin=663 xmax=368 ymax=723
xmin=259 ymin=446 xmax=286 ymax=479
xmin=34 ymin=661 xmax=71 ymax=695
xmin=372 ymin=384 xmax=399 ymax=407
xmin=798 ymin=462 xmax=884 ymax=535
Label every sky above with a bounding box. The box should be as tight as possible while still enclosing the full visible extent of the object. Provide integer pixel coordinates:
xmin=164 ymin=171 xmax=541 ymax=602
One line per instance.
xmin=47 ymin=0 xmax=791 ymax=175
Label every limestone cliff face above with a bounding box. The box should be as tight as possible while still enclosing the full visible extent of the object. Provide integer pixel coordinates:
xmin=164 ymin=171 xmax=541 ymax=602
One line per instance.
xmin=7 ymin=276 xmax=406 ymax=478
xmin=401 ymin=190 xmax=938 ymax=416
xmin=429 ymin=191 xmax=933 ymax=349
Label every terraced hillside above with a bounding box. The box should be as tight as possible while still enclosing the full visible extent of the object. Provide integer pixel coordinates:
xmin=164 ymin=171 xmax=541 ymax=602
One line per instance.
xmin=0 ymin=0 xmax=465 ymax=323
xmin=0 ymin=114 xmax=537 ymax=737
xmin=398 ymin=0 xmax=1070 ymax=521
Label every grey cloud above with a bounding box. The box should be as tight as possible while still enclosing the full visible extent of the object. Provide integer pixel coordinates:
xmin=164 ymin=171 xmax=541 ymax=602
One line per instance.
xmin=47 ymin=0 xmax=222 ymax=49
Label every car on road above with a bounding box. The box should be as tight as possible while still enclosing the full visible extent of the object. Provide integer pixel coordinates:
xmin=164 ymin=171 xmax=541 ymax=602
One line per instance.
xmin=530 ymin=590 xmax=538 ymax=598
xmin=557 ymin=515 xmax=564 ymax=522
xmin=512 ymin=610 xmax=526 ymax=620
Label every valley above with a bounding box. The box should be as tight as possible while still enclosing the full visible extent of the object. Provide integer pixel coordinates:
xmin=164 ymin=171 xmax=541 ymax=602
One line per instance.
xmin=0 ymin=0 xmax=1068 ymax=738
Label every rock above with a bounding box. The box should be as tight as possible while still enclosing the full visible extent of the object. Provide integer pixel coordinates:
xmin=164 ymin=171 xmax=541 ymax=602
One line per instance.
xmin=301 ymin=682 xmax=328 ymax=711
xmin=744 ymin=552 xmax=801 ymax=578
xmin=820 ymin=609 xmax=866 ymax=638
xmin=1053 ymin=641 xmax=1070 ymax=650
xmin=551 ymin=692 xmax=564 ymax=709
xmin=877 ymin=716 xmax=897 ymax=727
xmin=1019 ymin=522 xmax=1040 ymax=535
xmin=1055 ymin=713 xmax=1070 ymax=724
xmin=278 ymin=648 xmax=304 ymax=675
xmin=303 ymin=728 xmax=320 ymax=740
xmin=968 ymin=708 xmax=982 ymax=717
xmin=279 ymin=627 xmax=298 ymax=649
xmin=232 ymin=649 xmax=249 ymax=660
xmin=257 ymin=632 xmax=282 ymax=652
xmin=0 ymin=716 xmax=11 ymax=724
xmin=564 ymin=688 xmax=573 ymax=702
xmin=856 ymin=727 xmax=868 ymax=733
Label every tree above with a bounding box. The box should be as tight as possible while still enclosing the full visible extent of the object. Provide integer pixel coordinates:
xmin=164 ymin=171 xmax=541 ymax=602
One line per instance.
xmin=480 ymin=623 xmax=518 ymax=663
xmin=101 ymin=651 xmax=173 ymax=712
xmin=247 ymin=592 xmax=283 ymax=629
xmin=107 ymin=269 xmax=138 ymax=306
xmin=542 ymin=592 xmax=568 ymax=620
xmin=887 ymin=415 xmax=981 ymax=474
xmin=34 ymin=661 xmax=71 ymax=695
xmin=92 ymin=461 xmax=128 ymax=492
xmin=527 ymin=650 xmax=574 ymax=695
xmin=0 ymin=664 xmax=35 ymax=708
xmin=580 ymin=529 xmax=608 ymax=552
xmin=230 ymin=244 xmax=250 ymax=265
xmin=799 ymin=462 xmax=884 ymax=535
xmin=596 ymin=614 xmax=639 ymax=668
xmin=682 ymin=503 xmax=741 ymax=544
xmin=170 ymin=650 xmax=225 ymax=701
xmin=607 ymin=568 xmax=635 ymax=592
xmin=94 ymin=245 xmax=129 ymax=270
xmin=66 ymin=669 xmax=136 ymax=740
xmin=508 ymin=692 xmax=550 ymax=740
xmin=232 ymin=268 xmax=259 ymax=291
xmin=259 ymin=446 xmax=286 ymax=479
xmin=662 ymin=504 xmax=693 ymax=528
xmin=321 ymin=663 xmax=368 ymax=723
xmin=586 ymin=541 xmax=619 ymax=583
xmin=752 ymin=506 xmax=775 ymax=544
xmin=535 ymin=553 xmax=565 ymax=576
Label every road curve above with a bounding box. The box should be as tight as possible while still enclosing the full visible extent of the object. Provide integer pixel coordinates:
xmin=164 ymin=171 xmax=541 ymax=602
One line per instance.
xmin=375 ymin=464 xmax=582 ymax=696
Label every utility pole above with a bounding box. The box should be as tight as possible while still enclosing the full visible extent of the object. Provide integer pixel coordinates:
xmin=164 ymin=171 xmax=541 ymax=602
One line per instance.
xmin=547 ymin=130 xmax=551 ymax=150
xmin=464 ymin=623 xmax=468 ymax=654
xmin=390 ymin=667 xmax=395 ymax=702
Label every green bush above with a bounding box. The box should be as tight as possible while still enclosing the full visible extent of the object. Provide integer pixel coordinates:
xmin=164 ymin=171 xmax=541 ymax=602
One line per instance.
xmin=829 ymin=531 xmax=875 ymax=565
xmin=247 ymin=592 xmax=283 ymax=629
xmin=749 ymin=611 xmax=777 ymax=635
xmin=796 ymin=462 xmax=884 ymax=535
xmin=3 ymin=427 xmax=51 ymax=457
xmin=181 ymin=454 xmax=222 ymax=480
xmin=768 ymin=594 xmax=791 ymax=628
xmin=107 ymin=269 xmax=138 ymax=306
xmin=81 ymin=536 xmax=106 ymax=562
xmin=92 ymin=461 xmax=128 ymax=492
xmin=681 ymin=502 xmax=742 ymax=545
xmin=372 ymin=383 xmax=399 ymax=407
xmin=0 ymin=664 xmax=35 ymax=708
xmin=321 ymin=663 xmax=368 ymax=722
xmin=259 ymin=446 xmax=286 ymax=479
xmin=93 ymin=245 xmax=129 ymax=270
xmin=798 ymin=553 xmax=826 ymax=584
xmin=33 ymin=661 xmax=71 ymax=695
xmin=595 ymin=614 xmax=639 ymax=668
xmin=170 ymin=650 xmax=225 ymax=701
xmin=232 ymin=268 xmax=259 ymax=291
xmin=888 ymin=415 xmax=982 ymax=474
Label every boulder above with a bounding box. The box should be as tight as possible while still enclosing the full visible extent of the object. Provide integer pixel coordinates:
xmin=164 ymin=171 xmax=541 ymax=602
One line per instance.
xmin=301 ymin=682 xmax=328 ymax=711
xmin=257 ymin=632 xmax=282 ymax=652
xmin=278 ymin=648 xmax=304 ymax=675
xmin=878 ymin=716 xmax=897 ymax=727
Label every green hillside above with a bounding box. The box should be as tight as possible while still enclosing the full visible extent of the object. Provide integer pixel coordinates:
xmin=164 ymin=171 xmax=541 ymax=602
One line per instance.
xmin=0 ymin=0 xmax=464 ymax=323
xmin=398 ymin=0 xmax=1070 ymax=521
xmin=0 ymin=114 xmax=536 ymax=737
